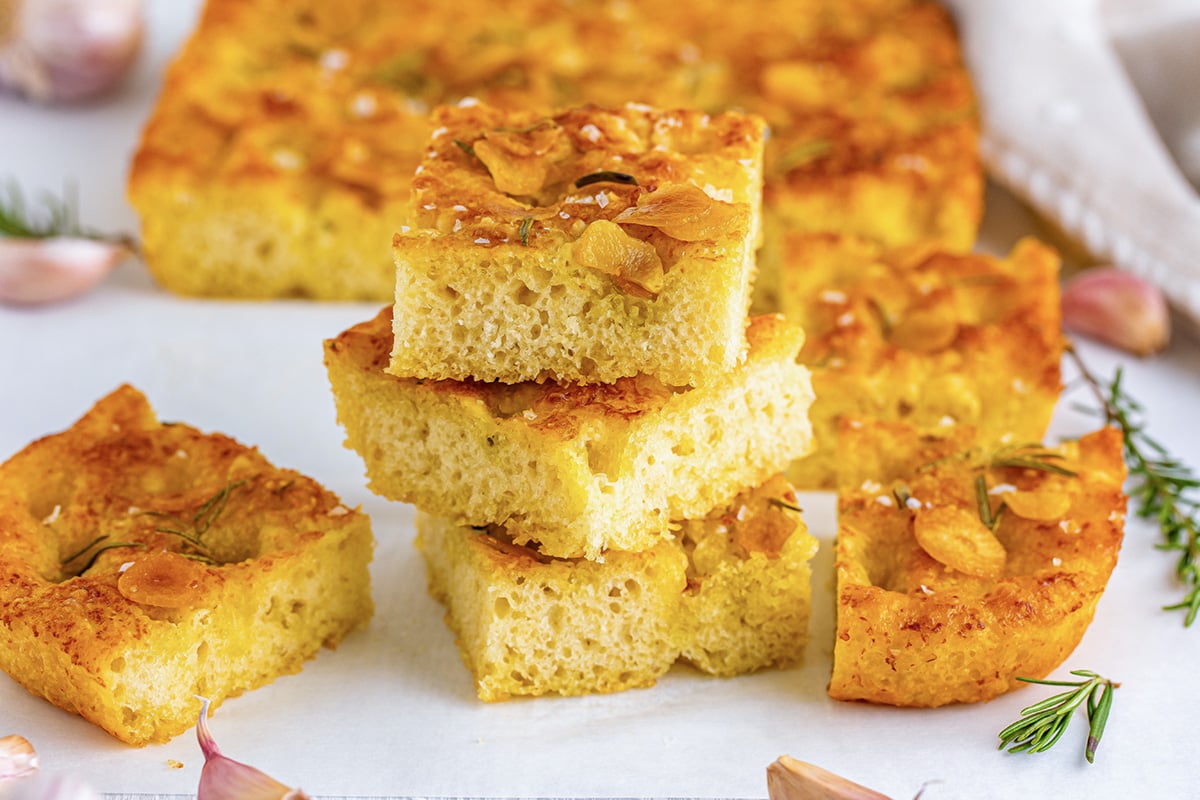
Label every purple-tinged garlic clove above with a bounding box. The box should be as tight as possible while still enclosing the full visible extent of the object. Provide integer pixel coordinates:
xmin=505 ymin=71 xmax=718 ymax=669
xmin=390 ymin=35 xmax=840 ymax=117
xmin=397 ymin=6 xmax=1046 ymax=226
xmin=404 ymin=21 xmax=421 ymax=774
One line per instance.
xmin=0 ymin=734 xmax=39 ymax=782
xmin=0 ymin=0 xmax=144 ymax=102
xmin=767 ymin=756 xmax=893 ymax=800
xmin=1062 ymin=266 xmax=1170 ymax=357
xmin=195 ymin=698 xmax=310 ymax=800
xmin=0 ymin=237 xmax=126 ymax=306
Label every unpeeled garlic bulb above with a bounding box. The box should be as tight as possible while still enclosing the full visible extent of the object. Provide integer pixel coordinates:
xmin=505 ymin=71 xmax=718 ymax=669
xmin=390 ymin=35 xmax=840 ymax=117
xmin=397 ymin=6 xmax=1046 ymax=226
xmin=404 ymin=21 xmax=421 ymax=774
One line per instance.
xmin=0 ymin=0 xmax=144 ymax=102
xmin=195 ymin=698 xmax=310 ymax=800
xmin=1061 ymin=266 xmax=1171 ymax=357
xmin=0 ymin=237 xmax=127 ymax=305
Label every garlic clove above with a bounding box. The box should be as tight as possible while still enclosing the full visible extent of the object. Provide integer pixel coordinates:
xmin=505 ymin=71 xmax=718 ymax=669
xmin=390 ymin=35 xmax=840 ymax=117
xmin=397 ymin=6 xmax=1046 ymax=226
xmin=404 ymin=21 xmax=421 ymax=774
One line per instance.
xmin=0 ymin=734 xmax=39 ymax=781
xmin=0 ymin=0 xmax=145 ymax=103
xmin=1061 ymin=266 xmax=1170 ymax=357
xmin=0 ymin=237 xmax=126 ymax=306
xmin=195 ymin=698 xmax=310 ymax=800
xmin=767 ymin=756 xmax=893 ymax=800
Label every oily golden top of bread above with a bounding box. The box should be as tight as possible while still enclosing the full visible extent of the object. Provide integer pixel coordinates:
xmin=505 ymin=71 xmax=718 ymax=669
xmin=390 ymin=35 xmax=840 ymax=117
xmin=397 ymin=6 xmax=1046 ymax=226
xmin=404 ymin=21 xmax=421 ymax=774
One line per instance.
xmin=783 ymin=237 xmax=1063 ymax=489
xmin=388 ymin=101 xmax=765 ymax=386
xmin=829 ymin=419 xmax=1126 ymax=707
xmin=408 ymin=102 xmax=764 ymax=245
xmin=0 ymin=386 xmax=374 ymax=745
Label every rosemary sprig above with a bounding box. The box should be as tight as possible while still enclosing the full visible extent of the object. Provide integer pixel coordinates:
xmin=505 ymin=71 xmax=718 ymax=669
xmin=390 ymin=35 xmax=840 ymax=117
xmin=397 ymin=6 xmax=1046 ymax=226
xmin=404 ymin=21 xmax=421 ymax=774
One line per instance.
xmin=1 ymin=180 xmax=82 ymax=238
xmin=989 ymin=442 xmax=1078 ymax=477
xmin=61 ymin=535 xmax=146 ymax=575
xmin=142 ymin=480 xmax=246 ymax=560
xmin=974 ymin=474 xmax=996 ymax=530
xmin=1068 ymin=345 xmax=1200 ymax=626
xmin=774 ymin=138 xmax=832 ymax=173
xmin=998 ymin=670 xmax=1118 ymax=763
xmin=0 ymin=179 xmax=137 ymax=249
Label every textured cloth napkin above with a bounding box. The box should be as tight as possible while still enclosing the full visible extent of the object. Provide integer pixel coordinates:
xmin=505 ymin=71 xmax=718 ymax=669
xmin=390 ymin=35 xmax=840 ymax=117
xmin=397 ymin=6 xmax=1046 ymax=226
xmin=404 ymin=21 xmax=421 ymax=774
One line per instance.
xmin=944 ymin=0 xmax=1200 ymax=324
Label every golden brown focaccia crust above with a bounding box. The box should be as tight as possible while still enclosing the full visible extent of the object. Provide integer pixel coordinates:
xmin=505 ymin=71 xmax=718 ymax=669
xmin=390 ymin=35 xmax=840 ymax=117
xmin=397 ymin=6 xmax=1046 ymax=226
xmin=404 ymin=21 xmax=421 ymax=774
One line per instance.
xmin=0 ymin=385 xmax=374 ymax=745
xmin=781 ymin=236 xmax=1063 ymax=489
xmin=829 ymin=419 xmax=1125 ymax=707
xmin=390 ymin=102 xmax=765 ymax=386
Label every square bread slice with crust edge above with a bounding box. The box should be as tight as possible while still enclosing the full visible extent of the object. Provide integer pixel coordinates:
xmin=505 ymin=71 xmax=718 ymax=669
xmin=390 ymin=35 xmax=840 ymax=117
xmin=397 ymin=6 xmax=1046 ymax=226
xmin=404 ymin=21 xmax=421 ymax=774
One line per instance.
xmin=390 ymin=102 xmax=765 ymax=387
xmin=0 ymin=385 xmax=374 ymax=745
xmin=325 ymin=307 xmax=814 ymax=560
xmin=829 ymin=418 xmax=1126 ymax=707
xmin=781 ymin=236 xmax=1063 ymax=489
xmin=418 ymin=473 xmax=818 ymax=701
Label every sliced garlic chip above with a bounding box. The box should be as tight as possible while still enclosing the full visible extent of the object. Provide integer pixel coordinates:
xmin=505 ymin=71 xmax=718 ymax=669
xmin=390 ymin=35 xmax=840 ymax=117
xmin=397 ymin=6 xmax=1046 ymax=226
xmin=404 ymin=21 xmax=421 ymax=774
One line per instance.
xmin=1003 ymin=488 xmax=1072 ymax=521
xmin=912 ymin=504 xmax=1007 ymax=578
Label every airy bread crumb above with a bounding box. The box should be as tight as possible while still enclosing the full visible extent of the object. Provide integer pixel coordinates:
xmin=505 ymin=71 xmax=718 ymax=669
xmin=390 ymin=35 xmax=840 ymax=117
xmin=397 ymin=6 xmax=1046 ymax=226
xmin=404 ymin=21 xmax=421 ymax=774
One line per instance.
xmin=325 ymin=307 xmax=814 ymax=559
xmin=419 ymin=475 xmax=818 ymax=700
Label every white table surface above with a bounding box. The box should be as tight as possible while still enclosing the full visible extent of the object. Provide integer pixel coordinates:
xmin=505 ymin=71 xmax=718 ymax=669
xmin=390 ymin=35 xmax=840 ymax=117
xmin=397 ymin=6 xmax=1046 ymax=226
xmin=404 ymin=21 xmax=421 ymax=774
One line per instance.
xmin=2 ymin=3 xmax=1199 ymax=798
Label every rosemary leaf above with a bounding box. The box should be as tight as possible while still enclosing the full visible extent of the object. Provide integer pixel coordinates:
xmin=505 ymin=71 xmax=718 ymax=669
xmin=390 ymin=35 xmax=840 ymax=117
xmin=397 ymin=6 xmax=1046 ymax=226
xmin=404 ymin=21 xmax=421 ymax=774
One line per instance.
xmin=975 ymin=474 xmax=994 ymax=529
xmin=518 ymin=216 xmax=532 ymax=246
xmin=60 ymin=534 xmax=109 ymax=567
xmin=1068 ymin=345 xmax=1200 ymax=626
xmin=769 ymin=498 xmax=803 ymax=513
xmin=452 ymin=139 xmax=476 ymax=158
xmin=999 ymin=670 xmax=1118 ymax=762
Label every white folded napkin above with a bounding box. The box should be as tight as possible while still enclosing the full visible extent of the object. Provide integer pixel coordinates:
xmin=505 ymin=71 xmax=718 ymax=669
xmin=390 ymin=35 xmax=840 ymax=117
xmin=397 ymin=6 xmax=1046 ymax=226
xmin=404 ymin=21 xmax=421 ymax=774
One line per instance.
xmin=943 ymin=0 xmax=1200 ymax=324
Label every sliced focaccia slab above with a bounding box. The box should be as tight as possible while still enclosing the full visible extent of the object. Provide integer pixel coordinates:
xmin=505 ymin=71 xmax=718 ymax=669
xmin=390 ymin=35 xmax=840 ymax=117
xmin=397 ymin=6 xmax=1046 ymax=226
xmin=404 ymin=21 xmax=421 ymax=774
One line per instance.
xmin=418 ymin=475 xmax=818 ymax=701
xmin=780 ymin=236 xmax=1063 ymax=489
xmin=0 ymin=386 xmax=374 ymax=745
xmin=829 ymin=418 xmax=1126 ymax=707
xmin=391 ymin=102 xmax=765 ymax=387
xmin=326 ymin=307 xmax=813 ymax=560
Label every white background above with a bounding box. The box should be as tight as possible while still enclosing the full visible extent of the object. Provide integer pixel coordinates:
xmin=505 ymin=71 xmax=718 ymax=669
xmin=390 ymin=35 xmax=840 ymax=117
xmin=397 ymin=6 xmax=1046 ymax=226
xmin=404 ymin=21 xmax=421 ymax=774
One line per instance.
xmin=2 ymin=2 xmax=1199 ymax=797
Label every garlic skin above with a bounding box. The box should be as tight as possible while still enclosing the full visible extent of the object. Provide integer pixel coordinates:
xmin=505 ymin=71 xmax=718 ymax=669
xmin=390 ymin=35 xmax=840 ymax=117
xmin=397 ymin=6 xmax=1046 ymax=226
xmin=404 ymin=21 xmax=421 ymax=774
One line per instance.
xmin=767 ymin=756 xmax=893 ymax=800
xmin=0 ymin=0 xmax=144 ymax=102
xmin=0 ymin=734 xmax=39 ymax=781
xmin=0 ymin=237 xmax=126 ymax=306
xmin=196 ymin=698 xmax=310 ymax=800
xmin=1062 ymin=266 xmax=1171 ymax=357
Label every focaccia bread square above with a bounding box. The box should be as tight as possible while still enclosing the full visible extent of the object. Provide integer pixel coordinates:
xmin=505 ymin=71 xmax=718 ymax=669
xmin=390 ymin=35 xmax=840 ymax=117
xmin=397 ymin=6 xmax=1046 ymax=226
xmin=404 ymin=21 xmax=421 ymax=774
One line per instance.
xmin=390 ymin=102 xmax=765 ymax=387
xmin=418 ymin=474 xmax=817 ymax=701
xmin=829 ymin=419 xmax=1125 ymax=707
xmin=0 ymin=386 xmax=374 ymax=745
xmin=325 ymin=307 xmax=814 ymax=560
xmin=780 ymin=236 xmax=1063 ymax=489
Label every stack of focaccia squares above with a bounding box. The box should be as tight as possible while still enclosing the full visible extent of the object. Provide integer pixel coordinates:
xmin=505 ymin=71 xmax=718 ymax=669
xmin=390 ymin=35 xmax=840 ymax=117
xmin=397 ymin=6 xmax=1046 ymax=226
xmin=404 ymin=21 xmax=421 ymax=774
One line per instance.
xmin=326 ymin=101 xmax=820 ymax=700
